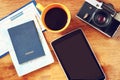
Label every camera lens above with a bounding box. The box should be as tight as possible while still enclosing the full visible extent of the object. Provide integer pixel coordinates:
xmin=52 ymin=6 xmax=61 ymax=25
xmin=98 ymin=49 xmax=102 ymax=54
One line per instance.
xmin=97 ymin=15 xmax=106 ymax=24
xmin=93 ymin=10 xmax=112 ymax=27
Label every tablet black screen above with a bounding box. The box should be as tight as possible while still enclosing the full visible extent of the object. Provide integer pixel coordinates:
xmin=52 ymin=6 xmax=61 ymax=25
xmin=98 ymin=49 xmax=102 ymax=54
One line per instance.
xmin=52 ymin=29 xmax=105 ymax=80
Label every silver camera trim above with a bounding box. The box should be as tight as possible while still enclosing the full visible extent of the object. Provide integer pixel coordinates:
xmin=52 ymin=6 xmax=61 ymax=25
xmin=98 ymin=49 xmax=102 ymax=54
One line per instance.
xmin=85 ymin=0 xmax=103 ymax=9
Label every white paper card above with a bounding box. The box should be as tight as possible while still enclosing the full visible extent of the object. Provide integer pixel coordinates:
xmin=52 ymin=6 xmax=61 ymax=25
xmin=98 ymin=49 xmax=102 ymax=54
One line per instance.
xmin=0 ymin=2 xmax=54 ymax=76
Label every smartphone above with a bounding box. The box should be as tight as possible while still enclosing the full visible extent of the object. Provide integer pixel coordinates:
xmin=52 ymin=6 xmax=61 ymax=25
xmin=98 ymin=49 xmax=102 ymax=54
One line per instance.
xmin=51 ymin=29 xmax=105 ymax=80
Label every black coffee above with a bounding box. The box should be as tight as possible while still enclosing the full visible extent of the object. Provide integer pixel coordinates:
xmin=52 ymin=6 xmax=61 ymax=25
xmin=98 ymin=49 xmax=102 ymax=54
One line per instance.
xmin=45 ymin=8 xmax=67 ymax=30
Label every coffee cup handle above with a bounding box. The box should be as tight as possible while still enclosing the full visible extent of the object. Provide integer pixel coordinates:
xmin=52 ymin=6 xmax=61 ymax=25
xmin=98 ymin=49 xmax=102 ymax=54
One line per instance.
xmin=36 ymin=4 xmax=47 ymax=32
xmin=36 ymin=3 xmax=44 ymax=12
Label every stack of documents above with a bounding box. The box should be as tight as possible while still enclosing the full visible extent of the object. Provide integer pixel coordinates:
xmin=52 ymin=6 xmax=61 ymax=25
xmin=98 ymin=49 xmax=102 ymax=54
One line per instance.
xmin=0 ymin=1 xmax=54 ymax=76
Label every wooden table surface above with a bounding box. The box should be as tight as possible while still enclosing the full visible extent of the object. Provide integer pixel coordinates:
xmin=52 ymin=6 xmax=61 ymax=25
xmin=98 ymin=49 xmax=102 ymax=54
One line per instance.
xmin=0 ymin=0 xmax=120 ymax=80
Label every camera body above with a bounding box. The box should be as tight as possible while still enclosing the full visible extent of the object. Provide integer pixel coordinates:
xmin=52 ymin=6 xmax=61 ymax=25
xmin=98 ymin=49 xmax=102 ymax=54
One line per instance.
xmin=77 ymin=0 xmax=120 ymax=37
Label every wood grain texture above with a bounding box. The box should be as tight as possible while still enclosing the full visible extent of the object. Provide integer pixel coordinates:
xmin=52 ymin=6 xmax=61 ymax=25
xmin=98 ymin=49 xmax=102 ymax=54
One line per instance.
xmin=0 ymin=0 xmax=120 ymax=80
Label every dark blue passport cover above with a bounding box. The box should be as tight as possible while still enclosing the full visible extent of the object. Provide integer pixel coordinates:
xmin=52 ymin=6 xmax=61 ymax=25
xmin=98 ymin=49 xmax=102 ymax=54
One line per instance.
xmin=8 ymin=20 xmax=45 ymax=64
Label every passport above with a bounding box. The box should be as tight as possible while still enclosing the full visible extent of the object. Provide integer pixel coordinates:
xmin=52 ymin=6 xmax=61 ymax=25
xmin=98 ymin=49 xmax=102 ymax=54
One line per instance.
xmin=8 ymin=20 xmax=45 ymax=64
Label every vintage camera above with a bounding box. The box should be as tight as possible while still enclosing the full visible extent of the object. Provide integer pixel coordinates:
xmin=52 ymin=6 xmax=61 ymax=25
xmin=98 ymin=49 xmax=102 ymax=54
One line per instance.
xmin=77 ymin=0 xmax=120 ymax=37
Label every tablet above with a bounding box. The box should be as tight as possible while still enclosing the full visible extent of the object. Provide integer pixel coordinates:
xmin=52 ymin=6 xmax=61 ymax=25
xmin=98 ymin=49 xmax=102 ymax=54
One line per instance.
xmin=51 ymin=29 xmax=105 ymax=80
